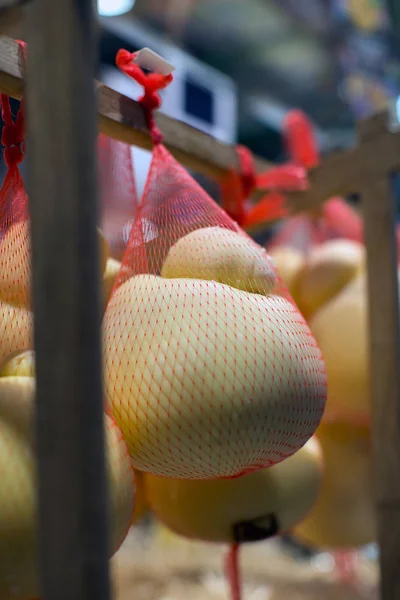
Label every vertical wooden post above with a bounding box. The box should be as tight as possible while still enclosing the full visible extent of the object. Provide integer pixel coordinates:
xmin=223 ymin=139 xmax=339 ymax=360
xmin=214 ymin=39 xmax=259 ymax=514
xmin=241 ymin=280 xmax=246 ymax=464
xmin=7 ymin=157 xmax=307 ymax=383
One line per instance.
xmin=360 ymin=116 xmax=400 ymax=600
xmin=25 ymin=1 xmax=111 ymax=600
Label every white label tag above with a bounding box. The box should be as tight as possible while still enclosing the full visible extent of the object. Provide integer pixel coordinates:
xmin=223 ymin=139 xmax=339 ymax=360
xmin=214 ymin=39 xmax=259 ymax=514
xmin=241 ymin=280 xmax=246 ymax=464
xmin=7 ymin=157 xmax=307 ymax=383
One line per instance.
xmin=133 ymin=48 xmax=176 ymax=76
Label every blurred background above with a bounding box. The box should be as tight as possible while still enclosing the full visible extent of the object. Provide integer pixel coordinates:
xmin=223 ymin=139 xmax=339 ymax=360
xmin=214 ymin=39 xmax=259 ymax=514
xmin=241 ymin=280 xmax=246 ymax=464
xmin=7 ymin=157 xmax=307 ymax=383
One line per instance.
xmin=6 ymin=0 xmax=400 ymax=213
xmin=97 ymin=0 xmax=400 ymax=157
xmin=4 ymin=0 xmax=400 ymax=201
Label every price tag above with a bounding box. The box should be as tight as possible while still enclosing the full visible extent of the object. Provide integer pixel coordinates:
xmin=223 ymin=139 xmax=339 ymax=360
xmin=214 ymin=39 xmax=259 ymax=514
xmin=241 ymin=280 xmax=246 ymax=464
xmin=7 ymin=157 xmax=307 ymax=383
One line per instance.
xmin=133 ymin=48 xmax=176 ymax=76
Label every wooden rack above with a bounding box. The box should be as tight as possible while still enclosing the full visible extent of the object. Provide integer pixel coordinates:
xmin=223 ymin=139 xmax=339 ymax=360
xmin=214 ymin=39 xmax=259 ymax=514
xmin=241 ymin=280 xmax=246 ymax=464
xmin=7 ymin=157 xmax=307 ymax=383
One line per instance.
xmin=0 ymin=4 xmax=400 ymax=599
xmin=0 ymin=34 xmax=270 ymax=180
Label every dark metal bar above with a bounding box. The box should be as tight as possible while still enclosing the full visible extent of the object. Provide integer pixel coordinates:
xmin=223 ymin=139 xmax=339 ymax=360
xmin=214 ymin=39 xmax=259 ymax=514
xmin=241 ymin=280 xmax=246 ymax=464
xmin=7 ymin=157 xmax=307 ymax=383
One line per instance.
xmin=25 ymin=1 xmax=111 ymax=600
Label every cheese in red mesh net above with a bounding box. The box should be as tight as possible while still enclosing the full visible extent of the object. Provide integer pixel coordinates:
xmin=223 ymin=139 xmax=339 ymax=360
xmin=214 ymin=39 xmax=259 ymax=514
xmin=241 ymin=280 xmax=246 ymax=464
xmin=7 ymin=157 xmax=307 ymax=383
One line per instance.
xmin=0 ymin=100 xmax=114 ymax=365
xmin=0 ymin=89 xmax=34 ymax=363
xmin=102 ymin=50 xmax=327 ymax=479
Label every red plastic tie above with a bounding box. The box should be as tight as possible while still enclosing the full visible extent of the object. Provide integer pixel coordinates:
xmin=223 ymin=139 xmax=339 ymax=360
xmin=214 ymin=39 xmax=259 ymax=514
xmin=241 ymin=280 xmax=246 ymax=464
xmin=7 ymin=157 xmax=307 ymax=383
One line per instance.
xmin=221 ymin=145 xmax=256 ymax=225
xmin=236 ymin=145 xmax=257 ymax=198
xmin=1 ymin=95 xmax=24 ymax=167
xmin=225 ymin=543 xmax=242 ymax=600
xmin=256 ymin=164 xmax=308 ymax=191
xmin=284 ymin=109 xmax=319 ymax=169
xmin=243 ymin=191 xmax=288 ymax=229
xmin=116 ymin=48 xmax=173 ymax=145
xmin=1 ymin=41 xmax=26 ymax=168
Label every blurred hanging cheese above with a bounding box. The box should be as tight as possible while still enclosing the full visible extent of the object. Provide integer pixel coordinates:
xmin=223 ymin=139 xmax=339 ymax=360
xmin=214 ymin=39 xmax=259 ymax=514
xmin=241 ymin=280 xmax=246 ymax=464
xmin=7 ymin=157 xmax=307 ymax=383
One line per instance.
xmin=293 ymin=421 xmax=375 ymax=549
xmin=0 ymin=365 xmax=135 ymax=600
xmin=0 ymin=349 xmax=35 ymax=377
xmin=0 ymin=222 xmax=110 ymax=309
xmin=131 ymin=470 xmax=148 ymax=524
xmin=161 ymin=226 xmax=278 ymax=295
xmin=269 ymin=238 xmax=369 ymax=422
xmin=294 ymin=240 xmax=365 ymax=319
xmin=0 ymin=227 xmax=112 ymax=364
xmin=0 ymin=302 xmax=32 ymax=361
xmin=267 ymin=246 xmax=305 ymax=297
xmin=102 ymin=257 xmax=122 ymax=316
xmin=0 ymin=348 xmax=148 ymax=523
xmin=0 ymin=253 xmax=118 ymax=368
xmin=103 ymin=273 xmax=326 ymax=479
xmin=144 ymin=437 xmax=323 ymax=543
xmin=309 ymin=272 xmax=369 ymax=423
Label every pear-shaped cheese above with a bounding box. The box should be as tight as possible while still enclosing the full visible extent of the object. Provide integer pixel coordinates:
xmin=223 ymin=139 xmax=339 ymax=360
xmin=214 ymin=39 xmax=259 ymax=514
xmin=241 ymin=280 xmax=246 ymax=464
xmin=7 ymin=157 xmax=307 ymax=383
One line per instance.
xmin=103 ymin=274 xmax=326 ymax=479
xmin=294 ymin=421 xmax=374 ymax=549
xmin=145 ymin=437 xmax=323 ymax=543
xmin=296 ymin=240 xmax=365 ymax=319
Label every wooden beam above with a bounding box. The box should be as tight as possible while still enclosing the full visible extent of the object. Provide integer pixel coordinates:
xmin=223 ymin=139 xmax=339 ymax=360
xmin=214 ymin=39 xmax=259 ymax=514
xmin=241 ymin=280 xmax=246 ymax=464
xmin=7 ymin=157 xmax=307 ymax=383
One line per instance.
xmin=4 ymin=33 xmax=400 ymax=212
xmin=0 ymin=34 xmax=269 ymax=180
xmin=360 ymin=116 xmax=400 ymax=600
xmin=25 ymin=1 xmax=110 ymax=600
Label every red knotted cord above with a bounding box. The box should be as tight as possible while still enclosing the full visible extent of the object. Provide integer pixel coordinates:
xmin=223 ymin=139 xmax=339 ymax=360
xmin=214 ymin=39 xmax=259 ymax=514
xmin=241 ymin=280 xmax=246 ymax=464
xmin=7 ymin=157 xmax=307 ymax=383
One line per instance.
xmin=256 ymin=164 xmax=308 ymax=191
xmin=221 ymin=145 xmax=257 ymax=226
xmin=1 ymin=40 xmax=26 ymax=169
xmin=116 ymin=49 xmax=173 ymax=145
xmin=0 ymin=40 xmax=27 ymax=233
xmin=284 ymin=110 xmax=319 ymax=169
xmin=236 ymin=145 xmax=257 ymax=199
xmin=1 ymin=94 xmax=24 ymax=168
xmin=225 ymin=543 xmax=242 ymax=600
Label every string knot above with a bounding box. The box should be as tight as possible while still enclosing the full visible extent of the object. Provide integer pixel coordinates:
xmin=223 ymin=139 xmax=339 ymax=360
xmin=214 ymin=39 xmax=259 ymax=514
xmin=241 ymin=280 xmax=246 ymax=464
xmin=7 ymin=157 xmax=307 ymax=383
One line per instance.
xmin=116 ymin=48 xmax=173 ymax=145
xmin=4 ymin=144 xmax=24 ymax=167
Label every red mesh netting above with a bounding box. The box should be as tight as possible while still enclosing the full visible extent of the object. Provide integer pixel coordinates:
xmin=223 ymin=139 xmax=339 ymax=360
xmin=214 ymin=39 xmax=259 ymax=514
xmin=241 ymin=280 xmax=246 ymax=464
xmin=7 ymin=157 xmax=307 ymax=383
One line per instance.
xmin=97 ymin=133 xmax=138 ymax=262
xmin=0 ymin=92 xmax=34 ymax=364
xmin=102 ymin=50 xmax=327 ymax=480
xmin=97 ymin=133 xmax=139 ymax=316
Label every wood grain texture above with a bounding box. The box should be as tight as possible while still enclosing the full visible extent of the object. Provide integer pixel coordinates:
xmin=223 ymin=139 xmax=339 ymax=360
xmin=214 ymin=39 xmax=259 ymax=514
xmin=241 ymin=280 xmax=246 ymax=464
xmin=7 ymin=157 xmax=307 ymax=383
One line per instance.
xmin=363 ymin=177 xmax=400 ymax=498
xmin=0 ymin=34 xmax=269 ymax=179
xmin=362 ymin=160 xmax=400 ymax=599
xmin=25 ymin=2 xmax=111 ymax=600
